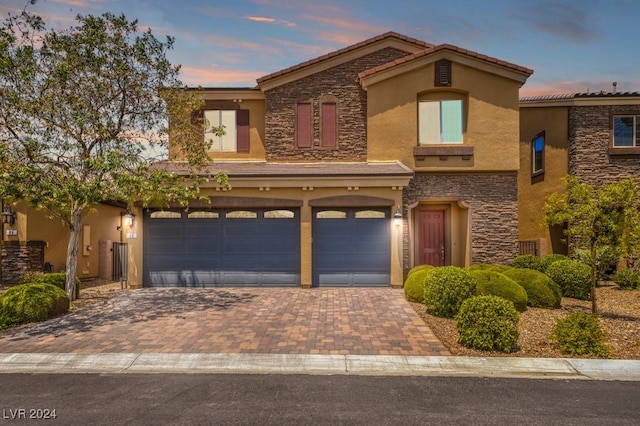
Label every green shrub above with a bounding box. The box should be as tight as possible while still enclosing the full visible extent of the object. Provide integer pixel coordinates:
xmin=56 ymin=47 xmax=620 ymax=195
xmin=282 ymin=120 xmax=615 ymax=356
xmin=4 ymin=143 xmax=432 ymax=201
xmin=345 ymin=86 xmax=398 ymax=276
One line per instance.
xmin=501 ymin=268 xmax=562 ymax=309
xmin=0 ymin=313 xmax=14 ymax=330
xmin=612 ymin=269 xmax=640 ymax=290
xmin=31 ymin=273 xmax=80 ymax=299
xmin=468 ymin=264 xmax=494 ymax=271
xmin=406 ymin=264 xmax=434 ymax=277
xmin=541 ymin=254 xmax=570 ymax=272
xmin=0 ymin=283 xmax=70 ymax=325
xmin=552 ymin=312 xmax=609 ymax=357
xmin=469 ymin=270 xmax=528 ymax=312
xmin=455 ymin=295 xmax=520 ymax=353
xmin=512 ymin=254 xmax=544 ymax=272
xmin=423 ymin=266 xmax=476 ymax=318
xmin=490 ymin=265 xmax=515 ymax=273
xmin=403 ymin=269 xmax=433 ymax=303
xmin=546 ymin=260 xmax=592 ymax=300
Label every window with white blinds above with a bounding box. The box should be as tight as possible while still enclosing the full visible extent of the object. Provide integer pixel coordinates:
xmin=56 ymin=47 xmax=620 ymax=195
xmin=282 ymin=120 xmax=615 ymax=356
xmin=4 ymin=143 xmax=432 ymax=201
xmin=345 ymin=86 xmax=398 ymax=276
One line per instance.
xmin=419 ymin=100 xmax=463 ymax=144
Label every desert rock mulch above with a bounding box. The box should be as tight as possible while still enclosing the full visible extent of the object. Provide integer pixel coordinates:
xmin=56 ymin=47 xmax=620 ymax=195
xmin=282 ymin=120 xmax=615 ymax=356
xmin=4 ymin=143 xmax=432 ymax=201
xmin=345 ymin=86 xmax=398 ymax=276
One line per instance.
xmin=411 ymin=283 xmax=640 ymax=359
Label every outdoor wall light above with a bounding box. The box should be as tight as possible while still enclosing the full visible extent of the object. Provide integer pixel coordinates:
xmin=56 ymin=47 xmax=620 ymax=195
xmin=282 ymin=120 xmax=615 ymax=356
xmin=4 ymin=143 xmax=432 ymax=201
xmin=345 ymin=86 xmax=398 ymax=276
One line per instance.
xmin=394 ymin=206 xmax=402 ymax=226
xmin=2 ymin=207 xmax=16 ymax=226
xmin=122 ymin=207 xmax=135 ymax=228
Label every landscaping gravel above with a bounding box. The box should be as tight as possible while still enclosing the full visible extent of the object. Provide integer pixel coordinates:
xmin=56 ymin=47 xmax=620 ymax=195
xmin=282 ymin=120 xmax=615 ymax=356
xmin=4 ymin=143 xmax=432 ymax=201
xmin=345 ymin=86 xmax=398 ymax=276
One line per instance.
xmin=411 ymin=282 xmax=640 ymax=359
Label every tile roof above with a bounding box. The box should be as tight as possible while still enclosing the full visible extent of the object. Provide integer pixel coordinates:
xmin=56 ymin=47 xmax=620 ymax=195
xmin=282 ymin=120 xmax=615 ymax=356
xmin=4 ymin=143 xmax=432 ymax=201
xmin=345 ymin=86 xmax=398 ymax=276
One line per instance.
xmin=153 ymin=161 xmax=415 ymax=178
xmin=256 ymin=32 xmax=433 ymax=85
xmin=520 ymin=91 xmax=640 ymax=102
xmin=358 ymin=44 xmax=534 ymax=81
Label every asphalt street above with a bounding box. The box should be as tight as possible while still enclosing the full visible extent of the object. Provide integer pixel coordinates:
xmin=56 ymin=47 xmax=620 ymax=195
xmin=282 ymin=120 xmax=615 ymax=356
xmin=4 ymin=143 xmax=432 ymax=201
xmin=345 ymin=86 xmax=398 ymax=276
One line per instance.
xmin=1 ymin=373 xmax=639 ymax=425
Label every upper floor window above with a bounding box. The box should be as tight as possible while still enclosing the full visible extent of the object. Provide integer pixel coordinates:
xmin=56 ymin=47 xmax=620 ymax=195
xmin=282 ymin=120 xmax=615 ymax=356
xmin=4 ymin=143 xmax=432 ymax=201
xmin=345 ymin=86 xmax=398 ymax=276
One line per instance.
xmin=204 ymin=109 xmax=249 ymax=152
xmin=321 ymin=98 xmax=337 ymax=148
xmin=532 ymin=132 xmax=545 ymax=176
xmin=296 ymin=102 xmax=313 ymax=148
xmin=419 ymin=99 xmax=463 ymax=144
xmin=613 ymin=115 xmax=640 ymax=147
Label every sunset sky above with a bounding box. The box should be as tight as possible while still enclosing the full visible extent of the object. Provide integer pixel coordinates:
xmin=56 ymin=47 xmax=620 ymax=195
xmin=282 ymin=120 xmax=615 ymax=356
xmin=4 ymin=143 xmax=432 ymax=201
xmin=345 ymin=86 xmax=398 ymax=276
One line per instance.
xmin=2 ymin=0 xmax=638 ymax=96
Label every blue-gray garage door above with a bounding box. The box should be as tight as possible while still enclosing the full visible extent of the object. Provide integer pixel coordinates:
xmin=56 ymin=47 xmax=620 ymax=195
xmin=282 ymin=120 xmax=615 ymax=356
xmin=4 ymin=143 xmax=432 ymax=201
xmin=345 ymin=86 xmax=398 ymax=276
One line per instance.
xmin=312 ymin=207 xmax=390 ymax=287
xmin=143 ymin=208 xmax=300 ymax=287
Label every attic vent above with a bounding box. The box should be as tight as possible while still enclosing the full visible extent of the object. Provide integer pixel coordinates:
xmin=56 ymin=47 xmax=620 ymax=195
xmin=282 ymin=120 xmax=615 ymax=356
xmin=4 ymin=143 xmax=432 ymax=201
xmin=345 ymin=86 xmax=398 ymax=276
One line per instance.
xmin=435 ymin=59 xmax=452 ymax=87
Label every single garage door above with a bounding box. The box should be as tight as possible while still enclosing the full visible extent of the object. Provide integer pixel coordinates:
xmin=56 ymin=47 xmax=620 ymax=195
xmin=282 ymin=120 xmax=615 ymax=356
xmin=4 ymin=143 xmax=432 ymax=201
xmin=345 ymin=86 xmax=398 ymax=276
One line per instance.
xmin=312 ymin=207 xmax=390 ymax=287
xmin=143 ymin=208 xmax=300 ymax=287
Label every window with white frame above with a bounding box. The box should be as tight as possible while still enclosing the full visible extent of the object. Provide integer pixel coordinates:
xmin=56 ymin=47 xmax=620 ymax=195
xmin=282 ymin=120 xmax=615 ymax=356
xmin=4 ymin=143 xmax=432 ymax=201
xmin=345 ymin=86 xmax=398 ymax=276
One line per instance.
xmin=419 ymin=99 xmax=463 ymax=144
xmin=205 ymin=110 xmax=237 ymax=152
xmin=613 ymin=115 xmax=640 ymax=147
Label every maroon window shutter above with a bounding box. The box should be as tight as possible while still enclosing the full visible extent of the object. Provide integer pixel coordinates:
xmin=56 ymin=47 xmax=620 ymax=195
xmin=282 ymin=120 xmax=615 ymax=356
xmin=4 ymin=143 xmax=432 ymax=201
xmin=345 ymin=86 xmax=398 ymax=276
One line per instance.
xmin=321 ymin=102 xmax=337 ymax=148
xmin=296 ymin=103 xmax=312 ymax=148
xmin=236 ymin=109 xmax=250 ymax=152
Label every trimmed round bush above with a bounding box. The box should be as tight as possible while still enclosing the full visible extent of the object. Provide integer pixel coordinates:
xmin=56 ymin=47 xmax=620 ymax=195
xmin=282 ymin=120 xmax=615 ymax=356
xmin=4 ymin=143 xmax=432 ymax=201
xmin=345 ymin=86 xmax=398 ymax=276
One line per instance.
xmin=0 ymin=283 xmax=70 ymax=325
xmin=423 ymin=266 xmax=477 ymax=318
xmin=404 ymin=268 xmax=433 ymax=303
xmin=490 ymin=265 xmax=515 ymax=273
xmin=31 ymin=272 xmax=81 ymax=299
xmin=552 ymin=312 xmax=609 ymax=357
xmin=455 ymin=295 xmax=520 ymax=353
xmin=612 ymin=269 xmax=640 ymax=290
xmin=468 ymin=264 xmax=494 ymax=271
xmin=501 ymin=268 xmax=562 ymax=309
xmin=469 ymin=270 xmax=528 ymax=312
xmin=406 ymin=264 xmax=434 ymax=277
xmin=546 ymin=260 xmax=592 ymax=300
xmin=541 ymin=254 xmax=570 ymax=272
xmin=512 ymin=254 xmax=544 ymax=272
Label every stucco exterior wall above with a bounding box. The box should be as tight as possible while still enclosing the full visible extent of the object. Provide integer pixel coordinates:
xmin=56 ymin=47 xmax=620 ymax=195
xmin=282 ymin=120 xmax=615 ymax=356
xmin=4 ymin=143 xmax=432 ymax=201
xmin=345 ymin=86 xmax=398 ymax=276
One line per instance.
xmin=263 ymin=48 xmax=410 ymax=161
xmin=366 ymin=61 xmax=522 ymax=172
xmin=127 ymin=185 xmax=405 ymax=288
xmin=404 ymin=172 xmax=518 ymax=267
xmin=518 ymin=106 xmax=569 ymax=254
xmin=2 ymin=202 xmax=124 ymax=279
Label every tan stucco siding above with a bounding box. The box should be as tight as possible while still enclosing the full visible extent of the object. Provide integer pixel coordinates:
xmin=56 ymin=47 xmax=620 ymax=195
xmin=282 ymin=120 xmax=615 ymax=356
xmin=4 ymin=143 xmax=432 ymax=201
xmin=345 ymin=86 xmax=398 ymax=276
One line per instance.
xmin=366 ymin=62 xmax=522 ymax=172
xmin=127 ymin=185 xmax=405 ymax=288
xmin=7 ymin=202 xmax=123 ymax=278
xmin=518 ymin=106 xmax=569 ymax=253
xmin=206 ymin=99 xmax=266 ymax=161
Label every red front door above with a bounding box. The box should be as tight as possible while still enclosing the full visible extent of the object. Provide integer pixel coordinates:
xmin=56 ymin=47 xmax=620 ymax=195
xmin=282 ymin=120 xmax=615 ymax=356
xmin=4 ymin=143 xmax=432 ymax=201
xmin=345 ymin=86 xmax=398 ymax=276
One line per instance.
xmin=418 ymin=209 xmax=445 ymax=266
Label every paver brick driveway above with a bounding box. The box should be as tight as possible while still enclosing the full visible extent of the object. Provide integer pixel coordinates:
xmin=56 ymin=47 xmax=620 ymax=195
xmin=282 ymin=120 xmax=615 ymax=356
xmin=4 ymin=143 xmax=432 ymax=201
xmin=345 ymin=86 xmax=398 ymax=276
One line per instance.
xmin=0 ymin=288 xmax=449 ymax=356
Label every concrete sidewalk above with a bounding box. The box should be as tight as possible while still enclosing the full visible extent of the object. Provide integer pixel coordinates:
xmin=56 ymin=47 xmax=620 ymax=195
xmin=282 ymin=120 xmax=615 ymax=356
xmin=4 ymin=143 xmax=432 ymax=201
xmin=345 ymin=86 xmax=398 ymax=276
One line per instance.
xmin=1 ymin=352 xmax=639 ymax=381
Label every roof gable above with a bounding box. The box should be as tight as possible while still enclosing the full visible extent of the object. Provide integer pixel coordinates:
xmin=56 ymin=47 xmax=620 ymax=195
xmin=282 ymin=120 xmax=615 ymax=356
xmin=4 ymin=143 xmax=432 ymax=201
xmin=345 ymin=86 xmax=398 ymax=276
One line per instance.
xmin=256 ymin=32 xmax=432 ymax=91
xmin=358 ymin=44 xmax=534 ymax=89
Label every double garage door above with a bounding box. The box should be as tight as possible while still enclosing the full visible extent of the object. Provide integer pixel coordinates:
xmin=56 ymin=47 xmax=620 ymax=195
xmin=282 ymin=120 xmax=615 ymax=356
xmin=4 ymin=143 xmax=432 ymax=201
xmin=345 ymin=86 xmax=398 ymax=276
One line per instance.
xmin=143 ymin=207 xmax=390 ymax=287
xmin=143 ymin=208 xmax=301 ymax=287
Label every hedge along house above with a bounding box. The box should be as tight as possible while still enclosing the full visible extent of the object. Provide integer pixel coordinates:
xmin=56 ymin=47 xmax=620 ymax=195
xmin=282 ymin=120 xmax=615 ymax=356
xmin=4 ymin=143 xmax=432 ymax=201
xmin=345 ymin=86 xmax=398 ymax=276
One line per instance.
xmin=518 ymin=90 xmax=640 ymax=257
xmin=132 ymin=32 xmax=532 ymax=289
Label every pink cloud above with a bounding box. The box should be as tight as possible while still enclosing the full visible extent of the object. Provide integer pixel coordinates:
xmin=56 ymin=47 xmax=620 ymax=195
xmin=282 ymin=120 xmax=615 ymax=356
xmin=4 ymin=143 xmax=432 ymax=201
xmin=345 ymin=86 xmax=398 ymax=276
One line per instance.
xmin=179 ymin=65 xmax=263 ymax=87
xmin=246 ymin=15 xmax=296 ymax=27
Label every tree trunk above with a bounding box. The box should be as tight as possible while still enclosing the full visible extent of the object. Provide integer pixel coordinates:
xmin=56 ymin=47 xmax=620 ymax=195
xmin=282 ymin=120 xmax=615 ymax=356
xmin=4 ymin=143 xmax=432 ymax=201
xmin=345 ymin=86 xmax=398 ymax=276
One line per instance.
xmin=65 ymin=209 xmax=82 ymax=301
xmin=590 ymin=245 xmax=597 ymax=314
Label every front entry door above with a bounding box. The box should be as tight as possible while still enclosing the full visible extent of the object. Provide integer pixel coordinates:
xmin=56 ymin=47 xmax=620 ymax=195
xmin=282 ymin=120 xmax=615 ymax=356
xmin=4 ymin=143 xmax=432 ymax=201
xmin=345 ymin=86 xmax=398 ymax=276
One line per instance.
xmin=418 ymin=209 xmax=445 ymax=266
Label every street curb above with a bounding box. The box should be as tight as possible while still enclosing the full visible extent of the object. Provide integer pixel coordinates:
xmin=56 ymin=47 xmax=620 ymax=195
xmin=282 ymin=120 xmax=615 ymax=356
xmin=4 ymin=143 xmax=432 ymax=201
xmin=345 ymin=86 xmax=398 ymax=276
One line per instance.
xmin=1 ymin=353 xmax=639 ymax=380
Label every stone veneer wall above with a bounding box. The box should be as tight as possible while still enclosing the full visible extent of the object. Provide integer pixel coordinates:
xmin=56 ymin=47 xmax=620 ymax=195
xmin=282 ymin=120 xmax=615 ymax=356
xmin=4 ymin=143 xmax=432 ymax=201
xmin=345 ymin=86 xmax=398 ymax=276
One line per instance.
xmin=1 ymin=241 xmax=45 ymax=283
xmin=264 ymin=48 xmax=410 ymax=161
xmin=569 ymin=105 xmax=640 ymax=185
xmin=403 ymin=173 xmax=518 ymax=267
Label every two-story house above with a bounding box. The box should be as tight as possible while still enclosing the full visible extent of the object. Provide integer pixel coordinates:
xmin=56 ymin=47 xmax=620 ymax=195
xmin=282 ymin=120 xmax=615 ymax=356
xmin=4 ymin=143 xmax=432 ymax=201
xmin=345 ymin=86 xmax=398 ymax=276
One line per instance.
xmin=137 ymin=32 xmax=532 ymax=289
xmin=2 ymin=32 xmax=533 ymax=288
xmin=518 ymin=91 xmax=640 ymax=256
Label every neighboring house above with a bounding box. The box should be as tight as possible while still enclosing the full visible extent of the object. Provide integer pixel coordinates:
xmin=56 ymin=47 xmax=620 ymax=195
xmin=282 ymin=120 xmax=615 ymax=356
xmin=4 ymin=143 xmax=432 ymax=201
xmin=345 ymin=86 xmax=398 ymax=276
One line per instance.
xmin=0 ymin=201 xmax=124 ymax=283
xmin=518 ymin=91 xmax=640 ymax=256
xmin=2 ymin=32 xmax=533 ymax=288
